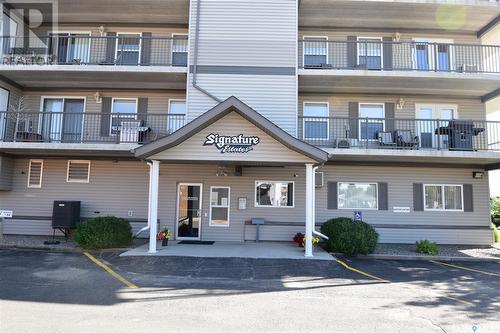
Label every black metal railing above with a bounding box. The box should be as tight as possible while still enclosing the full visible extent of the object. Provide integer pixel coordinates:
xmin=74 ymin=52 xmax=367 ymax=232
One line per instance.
xmin=0 ymin=35 xmax=188 ymax=66
xmin=0 ymin=112 xmax=186 ymax=144
xmin=298 ymin=116 xmax=500 ymax=151
xmin=298 ymin=39 xmax=500 ymax=73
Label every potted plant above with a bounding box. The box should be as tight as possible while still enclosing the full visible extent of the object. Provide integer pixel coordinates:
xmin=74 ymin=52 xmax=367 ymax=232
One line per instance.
xmin=157 ymin=228 xmax=172 ymax=247
xmin=292 ymin=232 xmax=320 ymax=247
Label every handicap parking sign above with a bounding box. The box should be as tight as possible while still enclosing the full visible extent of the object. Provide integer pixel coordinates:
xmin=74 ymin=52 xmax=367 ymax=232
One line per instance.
xmin=353 ymin=211 xmax=362 ymax=221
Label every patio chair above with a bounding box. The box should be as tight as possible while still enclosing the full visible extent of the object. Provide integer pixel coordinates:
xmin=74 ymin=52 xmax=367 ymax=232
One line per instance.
xmin=377 ymin=131 xmax=396 ymax=147
xmin=396 ymin=130 xmax=419 ymax=149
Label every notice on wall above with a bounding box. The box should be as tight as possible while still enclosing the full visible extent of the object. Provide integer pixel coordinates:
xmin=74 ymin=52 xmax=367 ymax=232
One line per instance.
xmin=238 ymin=197 xmax=247 ymax=210
xmin=393 ymin=207 xmax=410 ymax=213
xmin=353 ymin=211 xmax=363 ymax=221
xmin=0 ymin=210 xmax=13 ymax=218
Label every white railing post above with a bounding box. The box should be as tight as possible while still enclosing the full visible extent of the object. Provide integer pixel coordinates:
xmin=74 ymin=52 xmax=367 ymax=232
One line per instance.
xmin=305 ymin=163 xmax=314 ymax=257
xmin=148 ymin=160 xmax=160 ymax=253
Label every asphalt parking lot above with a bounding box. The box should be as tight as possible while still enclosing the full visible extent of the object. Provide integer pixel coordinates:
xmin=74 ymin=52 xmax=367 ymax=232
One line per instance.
xmin=1 ymin=249 xmax=499 ymax=332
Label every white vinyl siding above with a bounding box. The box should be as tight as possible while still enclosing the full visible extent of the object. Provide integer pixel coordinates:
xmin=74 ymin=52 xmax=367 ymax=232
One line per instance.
xmin=424 ymin=184 xmax=463 ymax=211
xmin=27 ymin=160 xmax=43 ymax=188
xmin=66 ymin=160 xmax=90 ymax=183
xmin=338 ymin=182 xmax=378 ymax=210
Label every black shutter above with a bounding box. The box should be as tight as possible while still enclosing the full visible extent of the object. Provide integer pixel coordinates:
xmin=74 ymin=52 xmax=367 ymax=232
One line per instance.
xmin=140 ymin=32 xmax=152 ymax=66
xmin=348 ymin=102 xmax=359 ymax=139
xmin=385 ymin=102 xmax=395 ymax=133
xmin=413 ymin=183 xmax=424 ymax=211
xmin=137 ymin=97 xmax=148 ymax=123
xmin=105 ymin=32 xmax=116 ymax=65
xmin=463 ymin=184 xmax=474 ymax=212
xmin=378 ymin=182 xmax=388 ymax=210
xmin=100 ymin=97 xmax=112 ymax=137
xmin=287 ymin=183 xmax=294 ymax=207
xmin=347 ymin=36 xmax=357 ymax=69
xmin=327 ymin=182 xmax=338 ymax=210
xmin=383 ymin=36 xmax=393 ymax=70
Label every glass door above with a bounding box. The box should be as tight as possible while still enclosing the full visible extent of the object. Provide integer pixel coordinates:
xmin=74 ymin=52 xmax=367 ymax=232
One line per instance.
xmin=61 ymin=99 xmax=84 ymax=143
xmin=49 ymin=33 xmax=90 ymax=64
xmin=416 ymin=104 xmax=456 ymax=149
xmin=0 ymin=88 xmax=9 ymax=141
xmin=176 ymin=184 xmax=202 ymax=239
xmin=42 ymin=98 xmax=85 ymax=142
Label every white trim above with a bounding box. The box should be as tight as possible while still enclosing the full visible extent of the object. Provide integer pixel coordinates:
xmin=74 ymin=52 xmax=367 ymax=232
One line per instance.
xmin=175 ymin=183 xmax=203 ymax=240
xmin=167 ymin=99 xmax=187 ymax=114
xmin=27 ymin=159 xmax=43 ymax=188
xmin=66 ymin=160 xmax=91 ymax=183
xmin=337 ymin=182 xmax=379 ymax=210
xmin=171 ymin=33 xmax=189 ymax=65
xmin=39 ymin=96 xmax=87 ymax=141
xmin=302 ymin=36 xmax=328 ymax=68
xmin=209 ymin=186 xmax=230 ymax=227
xmin=110 ymin=97 xmax=138 ymax=135
xmin=358 ymin=102 xmax=385 ymax=141
xmin=302 ymin=101 xmax=330 ymax=141
xmin=115 ymin=32 xmax=142 ymax=65
xmin=254 ymin=180 xmax=295 ymax=208
xmin=357 ymin=36 xmax=383 ymax=69
xmin=423 ymin=184 xmax=464 ymax=212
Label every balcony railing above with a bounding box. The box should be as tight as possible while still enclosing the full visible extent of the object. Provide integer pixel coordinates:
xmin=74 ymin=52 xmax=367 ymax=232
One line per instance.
xmin=298 ymin=116 xmax=500 ymax=151
xmin=0 ymin=112 xmax=186 ymax=144
xmin=0 ymin=35 xmax=188 ymax=67
xmin=299 ymin=39 xmax=500 ymax=74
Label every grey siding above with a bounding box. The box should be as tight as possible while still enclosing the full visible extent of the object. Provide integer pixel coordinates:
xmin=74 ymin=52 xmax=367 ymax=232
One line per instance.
xmin=0 ymin=156 xmax=14 ymax=190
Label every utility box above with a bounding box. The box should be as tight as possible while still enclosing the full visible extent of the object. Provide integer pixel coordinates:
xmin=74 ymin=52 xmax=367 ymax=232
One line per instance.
xmin=52 ymin=201 xmax=81 ymax=229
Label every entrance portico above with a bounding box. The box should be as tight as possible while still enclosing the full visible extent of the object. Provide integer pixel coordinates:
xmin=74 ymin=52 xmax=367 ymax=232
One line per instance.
xmin=135 ymin=97 xmax=328 ymax=257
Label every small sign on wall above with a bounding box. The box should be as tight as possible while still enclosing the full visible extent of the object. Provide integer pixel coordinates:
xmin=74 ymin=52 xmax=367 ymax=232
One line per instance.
xmin=393 ymin=207 xmax=410 ymax=213
xmin=0 ymin=210 xmax=13 ymax=218
xmin=238 ymin=197 xmax=247 ymax=210
xmin=353 ymin=211 xmax=363 ymax=221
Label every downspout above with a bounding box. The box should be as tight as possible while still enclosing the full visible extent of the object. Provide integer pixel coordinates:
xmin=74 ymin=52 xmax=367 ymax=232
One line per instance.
xmin=192 ymin=0 xmax=221 ymax=103
xmin=134 ymin=161 xmax=153 ymax=237
xmin=312 ymin=165 xmax=329 ymax=240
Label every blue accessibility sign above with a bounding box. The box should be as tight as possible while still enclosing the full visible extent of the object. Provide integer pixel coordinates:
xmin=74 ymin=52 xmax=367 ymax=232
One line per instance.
xmin=353 ymin=211 xmax=363 ymax=221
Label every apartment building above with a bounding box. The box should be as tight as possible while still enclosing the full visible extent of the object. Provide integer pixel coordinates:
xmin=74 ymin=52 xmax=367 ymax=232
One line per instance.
xmin=0 ymin=0 xmax=499 ymax=256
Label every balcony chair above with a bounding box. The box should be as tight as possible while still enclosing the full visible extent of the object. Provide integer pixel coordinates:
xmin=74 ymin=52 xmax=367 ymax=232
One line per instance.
xmin=377 ymin=131 xmax=396 ymax=148
xmin=396 ymin=130 xmax=419 ymax=149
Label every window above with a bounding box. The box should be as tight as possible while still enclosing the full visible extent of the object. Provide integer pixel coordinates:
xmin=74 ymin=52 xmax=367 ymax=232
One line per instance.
xmin=41 ymin=97 xmax=85 ymax=143
xmin=49 ymin=32 xmax=91 ymax=64
xmin=116 ymin=33 xmax=141 ymax=65
xmin=210 ymin=186 xmax=230 ymax=227
xmin=27 ymin=159 xmax=43 ymax=188
xmin=172 ymin=34 xmax=188 ymax=66
xmin=303 ymin=102 xmax=329 ymax=140
xmin=111 ymin=98 xmax=137 ymax=134
xmin=255 ymin=181 xmax=294 ymax=207
xmin=338 ymin=182 xmax=378 ymax=209
xmin=67 ymin=160 xmax=90 ymax=183
xmin=167 ymin=100 xmax=186 ymax=133
xmin=303 ymin=36 xmax=327 ymax=67
xmin=424 ymin=185 xmax=463 ymax=211
xmin=358 ymin=37 xmax=382 ymax=70
xmin=359 ymin=103 xmax=384 ymax=140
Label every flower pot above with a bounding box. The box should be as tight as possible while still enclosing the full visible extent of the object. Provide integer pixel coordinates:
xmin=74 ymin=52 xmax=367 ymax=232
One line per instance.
xmin=162 ymin=238 xmax=169 ymax=247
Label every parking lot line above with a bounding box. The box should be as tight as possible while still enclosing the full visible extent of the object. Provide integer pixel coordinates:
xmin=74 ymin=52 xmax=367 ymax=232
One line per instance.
xmin=335 ymin=258 xmax=390 ymax=282
xmin=83 ymin=252 xmax=138 ymax=289
xmin=430 ymin=260 xmax=500 ymax=278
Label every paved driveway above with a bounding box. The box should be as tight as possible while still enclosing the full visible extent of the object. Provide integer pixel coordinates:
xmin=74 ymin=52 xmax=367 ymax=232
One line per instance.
xmin=1 ymin=249 xmax=499 ymax=332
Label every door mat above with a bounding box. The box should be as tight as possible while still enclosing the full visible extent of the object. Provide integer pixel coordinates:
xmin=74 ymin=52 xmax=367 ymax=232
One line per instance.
xmin=178 ymin=240 xmax=215 ymax=245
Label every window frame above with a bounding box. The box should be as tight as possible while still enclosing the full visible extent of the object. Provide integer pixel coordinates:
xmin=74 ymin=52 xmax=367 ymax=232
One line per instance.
xmin=254 ymin=180 xmax=295 ymax=208
xmin=358 ymin=102 xmax=385 ymax=141
xmin=115 ymin=32 xmax=142 ymax=65
xmin=423 ymin=184 xmax=464 ymax=212
xmin=302 ymin=101 xmax=330 ymax=141
xmin=110 ymin=97 xmax=138 ymax=135
xmin=209 ymin=186 xmax=231 ymax=227
xmin=66 ymin=160 xmax=91 ymax=183
xmin=167 ymin=99 xmax=187 ymax=133
xmin=337 ymin=182 xmax=379 ymax=210
xmin=27 ymin=159 xmax=44 ymax=188
xmin=171 ymin=33 xmax=189 ymax=66
xmin=357 ymin=36 xmax=383 ymax=69
xmin=302 ymin=36 xmax=328 ymax=68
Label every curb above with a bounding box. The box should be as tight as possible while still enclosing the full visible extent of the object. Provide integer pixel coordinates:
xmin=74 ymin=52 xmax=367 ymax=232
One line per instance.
xmin=0 ymin=244 xmax=83 ymax=253
xmin=333 ymin=253 xmax=500 ymax=263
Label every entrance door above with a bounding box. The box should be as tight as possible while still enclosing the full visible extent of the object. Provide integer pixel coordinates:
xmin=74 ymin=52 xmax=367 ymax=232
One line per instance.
xmin=42 ymin=98 xmax=84 ymax=143
xmin=416 ymin=104 xmax=457 ymax=149
xmin=0 ymin=88 xmax=9 ymax=141
xmin=176 ymin=183 xmax=202 ymax=239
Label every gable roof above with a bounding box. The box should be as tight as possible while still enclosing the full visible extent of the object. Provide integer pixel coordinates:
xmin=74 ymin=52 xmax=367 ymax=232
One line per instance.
xmin=134 ymin=96 xmax=328 ymax=163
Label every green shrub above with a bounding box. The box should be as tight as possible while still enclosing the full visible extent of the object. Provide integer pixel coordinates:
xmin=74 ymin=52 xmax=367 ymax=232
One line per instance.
xmin=492 ymin=223 xmax=500 ymax=243
xmin=320 ymin=217 xmax=378 ymax=255
xmin=491 ymin=197 xmax=500 ymax=217
xmin=415 ymin=240 xmax=439 ymax=256
xmin=74 ymin=216 xmax=132 ymax=249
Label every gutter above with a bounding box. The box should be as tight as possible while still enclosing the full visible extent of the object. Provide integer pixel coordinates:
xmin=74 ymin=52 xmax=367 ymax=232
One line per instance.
xmin=134 ymin=161 xmax=153 ymax=237
xmin=312 ymin=165 xmax=329 ymax=240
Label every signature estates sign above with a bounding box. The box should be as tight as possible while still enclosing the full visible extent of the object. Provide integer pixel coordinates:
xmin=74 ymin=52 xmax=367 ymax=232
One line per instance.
xmin=204 ymin=133 xmax=260 ymax=153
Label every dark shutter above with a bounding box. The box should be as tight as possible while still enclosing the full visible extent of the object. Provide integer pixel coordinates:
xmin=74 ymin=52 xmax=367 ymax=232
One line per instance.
xmin=347 ymin=36 xmax=358 ymax=69
xmin=463 ymin=184 xmax=474 ymax=212
xmin=385 ymin=102 xmax=395 ymax=132
xmin=287 ymin=183 xmax=294 ymax=206
xmin=100 ymin=97 xmax=112 ymax=137
xmin=137 ymin=97 xmax=148 ymax=123
xmin=347 ymin=36 xmax=357 ymax=69
xmin=378 ymin=182 xmax=388 ymax=210
xmin=413 ymin=183 xmax=424 ymax=211
xmin=105 ymin=32 xmax=116 ymax=65
xmin=327 ymin=182 xmax=338 ymax=210
xmin=140 ymin=32 xmax=152 ymax=66
xmin=348 ymin=102 xmax=359 ymax=139
xmin=382 ymin=36 xmax=393 ymax=70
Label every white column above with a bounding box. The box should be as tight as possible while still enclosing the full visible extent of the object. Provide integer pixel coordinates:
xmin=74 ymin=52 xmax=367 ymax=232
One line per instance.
xmin=305 ymin=163 xmax=314 ymax=257
xmin=148 ymin=160 xmax=160 ymax=253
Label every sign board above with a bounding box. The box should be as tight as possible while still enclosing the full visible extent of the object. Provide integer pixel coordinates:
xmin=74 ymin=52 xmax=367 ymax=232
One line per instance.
xmin=238 ymin=197 xmax=247 ymax=210
xmin=353 ymin=211 xmax=363 ymax=221
xmin=393 ymin=206 xmax=411 ymax=213
xmin=0 ymin=210 xmax=13 ymax=218
xmin=204 ymin=133 xmax=260 ymax=153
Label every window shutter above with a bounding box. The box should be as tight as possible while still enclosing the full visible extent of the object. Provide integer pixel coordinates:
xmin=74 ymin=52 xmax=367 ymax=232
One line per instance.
xmin=27 ymin=160 xmax=43 ymax=188
xmin=137 ymin=97 xmax=148 ymax=123
xmin=347 ymin=36 xmax=357 ymax=68
xmin=348 ymin=102 xmax=359 ymax=139
xmin=100 ymin=97 xmax=112 ymax=137
xmin=385 ymin=102 xmax=395 ymax=132
xmin=413 ymin=183 xmax=424 ymax=211
xmin=140 ymin=32 xmax=152 ymax=66
xmin=105 ymin=32 xmax=116 ymax=64
xmin=382 ymin=36 xmax=393 ymax=70
xmin=327 ymin=181 xmax=338 ymax=209
xmin=315 ymin=171 xmax=324 ymax=188
xmin=67 ymin=160 xmax=90 ymax=183
xmin=378 ymin=182 xmax=388 ymax=210
xmin=287 ymin=183 xmax=294 ymax=206
xmin=463 ymin=184 xmax=473 ymax=212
